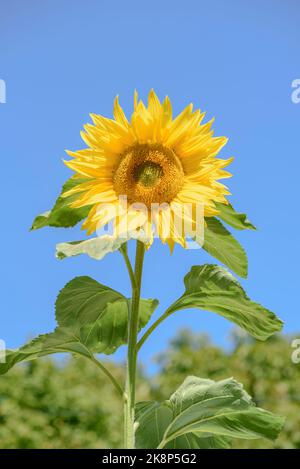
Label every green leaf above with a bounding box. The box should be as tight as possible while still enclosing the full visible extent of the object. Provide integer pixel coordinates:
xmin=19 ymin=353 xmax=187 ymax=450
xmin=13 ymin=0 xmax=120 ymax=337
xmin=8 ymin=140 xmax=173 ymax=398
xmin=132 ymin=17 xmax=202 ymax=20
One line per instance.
xmin=203 ymin=218 xmax=248 ymax=278
xmin=215 ymin=202 xmax=256 ymax=231
xmin=55 ymin=276 xmax=158 ymax=354
xmin=0 ymin=329 xmax=93 ymax=375
xmin=135 ymin=401 xmax=230 ymax=449
xmin=56 ymin=233 xmax=148 ymax=261
xmin=164 ymin=376 xmax=284 ymax=446
xmin=55 ymin=276 xmax=124 ymax=328
xmin=88 ymin=298 xmax=158 ymax=354
xmin=0 ymin=276 xmax=158 ymax=374
xmin=135 ymin=376 xmax=284 ymax=449
xmin=167 ymin=265 xmax=283 ymax=341
xmin=55 ymin=230 xmax=148 ymax=260
xmin=31 ymin=177 xmax=91 ymax=230
xmin=164 ymin=433 xmax=231 ymax=449
xmin=135 ymin=401 xmax=173 ymax=449
xmin=56 ymin=237 xmax=124 ymax=261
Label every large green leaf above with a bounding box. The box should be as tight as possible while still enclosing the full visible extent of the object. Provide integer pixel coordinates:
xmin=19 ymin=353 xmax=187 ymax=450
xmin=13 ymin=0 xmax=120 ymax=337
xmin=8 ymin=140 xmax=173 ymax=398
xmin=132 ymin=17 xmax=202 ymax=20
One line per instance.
xmin=56 ymin=232 xmax=148 ymax=261
xmin=164 ymin=433 xmax=231 ymax=449
xmin=215 ymin=202 xmax=256 ymax=231
xmin=31 ymin=177 xmax=91 ymax=230
xmin=135 ymin=401 xmax=230 ymax=449
xmin=203 ymin=218 xmax=248 ymax=278
xmin=135 ymin=401 xmax=173 ymax=449
xmin=0 ymin=329 xmax=94 ymax=375
xmin=56 ymin=276 xmax=158 ymax=354
xmin=0 ymin=276 xmax=158 ymax=374
xmin=55 ymin=276 xmax=124 ymax=328
xmin=135 ymin=376 xmax=284 ymax=449
xmin=167 ymin=265 xmax=283 ymax=341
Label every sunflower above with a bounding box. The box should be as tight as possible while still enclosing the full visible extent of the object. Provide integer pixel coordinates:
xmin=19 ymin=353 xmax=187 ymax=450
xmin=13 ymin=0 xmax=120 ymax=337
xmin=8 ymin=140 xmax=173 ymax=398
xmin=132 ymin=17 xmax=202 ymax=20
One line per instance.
xmin=63 ymin=90 xmax=233 ymax=250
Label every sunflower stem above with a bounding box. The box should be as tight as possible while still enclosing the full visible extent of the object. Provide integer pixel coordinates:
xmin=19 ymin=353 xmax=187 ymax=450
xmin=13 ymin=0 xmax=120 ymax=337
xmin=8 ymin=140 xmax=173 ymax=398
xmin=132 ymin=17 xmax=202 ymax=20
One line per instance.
xmin=124 ymin=240 xmax=145 ymax=448
xmin=88 ymin=355 xmax=124 ymax=397
xmin=119 ymin=243 xmax=137 ymax=291
xmin=137 ymin=306 xmax=172 ymax=351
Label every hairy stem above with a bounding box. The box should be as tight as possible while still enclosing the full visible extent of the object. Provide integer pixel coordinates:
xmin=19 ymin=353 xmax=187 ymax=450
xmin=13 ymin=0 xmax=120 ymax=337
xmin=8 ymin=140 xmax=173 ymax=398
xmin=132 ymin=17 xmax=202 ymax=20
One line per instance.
xmin=124 ymin=240 xmax=145 ymax=448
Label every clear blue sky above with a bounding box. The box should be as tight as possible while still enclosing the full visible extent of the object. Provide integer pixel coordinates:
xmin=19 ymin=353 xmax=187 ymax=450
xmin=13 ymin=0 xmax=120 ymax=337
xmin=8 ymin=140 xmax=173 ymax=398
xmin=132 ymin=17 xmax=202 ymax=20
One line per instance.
xmin=0 ymin=0 xmax=299 ymax=372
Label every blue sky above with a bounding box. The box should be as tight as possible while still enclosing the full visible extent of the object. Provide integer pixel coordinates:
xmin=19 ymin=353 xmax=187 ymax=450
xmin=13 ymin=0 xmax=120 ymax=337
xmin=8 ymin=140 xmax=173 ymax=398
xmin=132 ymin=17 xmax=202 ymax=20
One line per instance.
xmin=0 ymin=0 xmax=299 ymax=372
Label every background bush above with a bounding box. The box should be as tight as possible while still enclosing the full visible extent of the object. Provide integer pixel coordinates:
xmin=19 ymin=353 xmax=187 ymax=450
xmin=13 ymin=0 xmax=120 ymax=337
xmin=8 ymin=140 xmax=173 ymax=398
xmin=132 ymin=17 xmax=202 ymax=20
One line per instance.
xmin=0 ymin=331 xmax=299 ymax=448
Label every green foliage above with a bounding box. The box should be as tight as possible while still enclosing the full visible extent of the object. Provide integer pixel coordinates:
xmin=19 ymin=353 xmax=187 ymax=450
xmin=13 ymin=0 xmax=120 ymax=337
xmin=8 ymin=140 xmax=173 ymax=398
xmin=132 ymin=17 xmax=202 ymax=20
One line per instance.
xmin=203 ymin=218 xmax=248 ymax=278
xmin=155 ymin=330 xmax=300 ymax=449
xmin=0 ymin=332 xmax=297 ymax=449
xmin=0 ymin=331 xmax=93 ymax=375
xmin=201 ymin=203 xmax=256 ymax=277
xmin=27 ymin=188 xmax=285 ymax=449
xmin=0 ymin=276 xmax=158 ymax=374
xmin=56 ymin=237 xmax=127 ymax=261
xmin=56 ymin=233 xmax=148 ymax=261
xmin=30 ymin=177 xmax=90 ymax=230
xmin=0 ymin=357 xmax=126 ymax=448
xmin=135 ymin=376 xmax=283 ymax=449
xmin=215 ymin=202 xmax=256 ymax=231
xmin=166 ymin=265 xmax=283 ymax=341
xmin=55 ymin=276 xmax=158 ymax=354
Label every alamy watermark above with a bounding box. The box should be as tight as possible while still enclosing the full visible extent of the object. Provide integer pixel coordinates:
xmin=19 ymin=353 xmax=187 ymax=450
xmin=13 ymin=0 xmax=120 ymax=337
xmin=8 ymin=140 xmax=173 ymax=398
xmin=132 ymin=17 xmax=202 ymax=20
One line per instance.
xmin=0 ymin=339 xmax=6 ymax=363
xmin=291 ymin=338 xmax=300 ymax=364
xmin=95 ymin=196 xmax=205 ymax=249
xmin=0 ymin=79 xmax=6 ymax=104
xmin=291 ymin=79 xmax=300 ymax=104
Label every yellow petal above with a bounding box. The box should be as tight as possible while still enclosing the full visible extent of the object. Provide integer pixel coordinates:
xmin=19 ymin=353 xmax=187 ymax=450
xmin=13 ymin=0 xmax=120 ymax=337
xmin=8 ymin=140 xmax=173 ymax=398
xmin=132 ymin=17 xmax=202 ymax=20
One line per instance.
xmin=113 ymin=95 xmax=129 ymax=128
xmin=147 ymin=89 xmax=162 ymax=120
xmin=134 ymin=90 xmax=138 ymax=110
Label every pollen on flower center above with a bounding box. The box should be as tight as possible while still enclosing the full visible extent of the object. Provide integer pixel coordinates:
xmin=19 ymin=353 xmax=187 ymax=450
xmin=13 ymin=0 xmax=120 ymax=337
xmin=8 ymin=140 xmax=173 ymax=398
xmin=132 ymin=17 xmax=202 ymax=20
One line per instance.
xmin=113 ymin=143 xmax=184 ymax=207
xmin=133 ymin=161 xmax=163 ymax=187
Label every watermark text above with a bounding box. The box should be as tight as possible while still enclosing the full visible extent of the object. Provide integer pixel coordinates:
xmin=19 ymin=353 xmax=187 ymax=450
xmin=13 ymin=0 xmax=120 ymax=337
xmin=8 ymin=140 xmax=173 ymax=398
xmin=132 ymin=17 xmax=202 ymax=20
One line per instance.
xmin=0 ymin=79 xmax=6 ymax=104
xmin=291 ymin=79 xmax=300 ymax=104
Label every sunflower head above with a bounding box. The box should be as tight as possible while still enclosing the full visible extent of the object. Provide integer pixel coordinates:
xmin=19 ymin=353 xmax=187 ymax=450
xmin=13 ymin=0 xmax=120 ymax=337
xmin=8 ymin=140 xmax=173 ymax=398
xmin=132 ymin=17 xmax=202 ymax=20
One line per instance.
xmin=63 ymin=90 xmax=233 ymax=249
